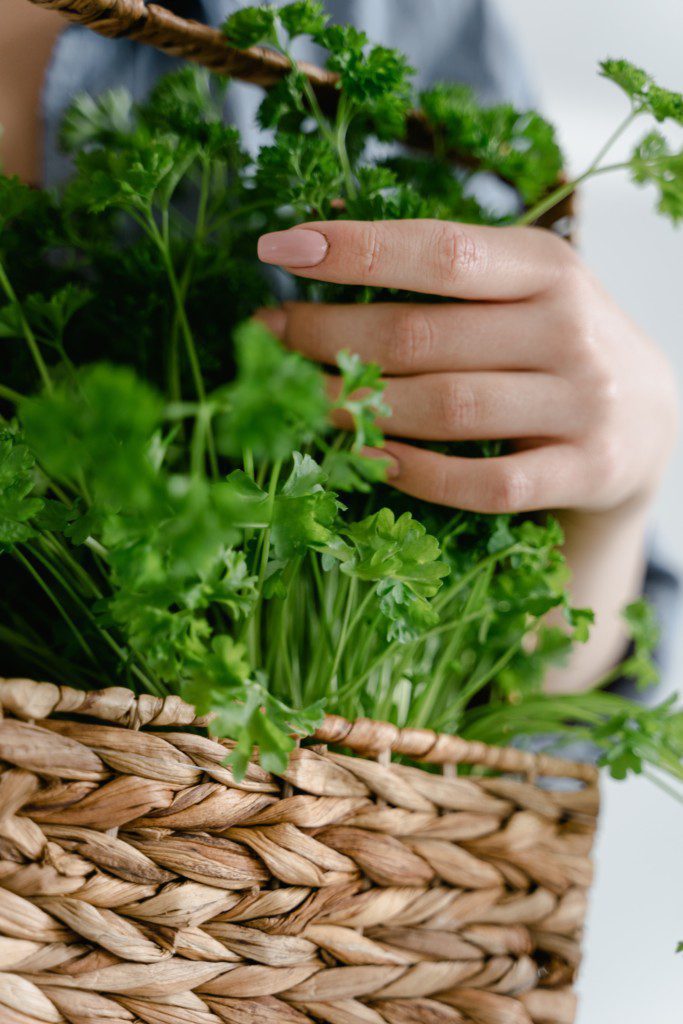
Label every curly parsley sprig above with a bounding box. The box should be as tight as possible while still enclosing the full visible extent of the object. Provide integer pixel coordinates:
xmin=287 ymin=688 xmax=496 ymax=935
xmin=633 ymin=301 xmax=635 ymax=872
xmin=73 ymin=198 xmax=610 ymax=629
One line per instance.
xmin=0 ymin=8 xmax=681 ymax=782
xmin=519 ymin=58 xmax=683 ymax=225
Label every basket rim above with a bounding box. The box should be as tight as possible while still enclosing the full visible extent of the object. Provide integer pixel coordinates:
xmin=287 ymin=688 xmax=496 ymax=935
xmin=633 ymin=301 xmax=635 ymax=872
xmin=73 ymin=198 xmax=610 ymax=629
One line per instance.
xmin=0 ymin=677 xmax=598 ymax=783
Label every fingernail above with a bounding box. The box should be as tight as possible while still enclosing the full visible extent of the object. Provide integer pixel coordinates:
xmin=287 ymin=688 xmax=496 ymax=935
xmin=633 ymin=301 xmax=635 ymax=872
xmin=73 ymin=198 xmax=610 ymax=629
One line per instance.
xmin=258 ymin=229 xmax=329 ymax=268
xmin=360 ymin=446 xmax=400 ymax=479
xmin=255 ymin=306 xmax=287 ymax=337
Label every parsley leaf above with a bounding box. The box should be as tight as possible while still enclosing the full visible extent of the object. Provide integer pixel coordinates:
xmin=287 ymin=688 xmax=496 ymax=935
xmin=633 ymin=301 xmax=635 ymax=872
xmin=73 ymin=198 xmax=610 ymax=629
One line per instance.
xmin=216 ymin=320 xmax=329 ymax=461
xmin=601 ymin=59 xmax=683 ymax=125
xmin=0 ymin=428 xmax=43 ymax=550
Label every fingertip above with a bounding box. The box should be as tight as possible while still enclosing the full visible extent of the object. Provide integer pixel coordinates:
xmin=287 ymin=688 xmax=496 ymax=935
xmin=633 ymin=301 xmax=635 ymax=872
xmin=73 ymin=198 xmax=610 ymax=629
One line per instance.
xmin=359 ymin=445 xmax=401 ymax=479
xmin=257 ymin=228 xmax=329 ymax=269
xmin=254 ymin=306 xmax=287 ymax=338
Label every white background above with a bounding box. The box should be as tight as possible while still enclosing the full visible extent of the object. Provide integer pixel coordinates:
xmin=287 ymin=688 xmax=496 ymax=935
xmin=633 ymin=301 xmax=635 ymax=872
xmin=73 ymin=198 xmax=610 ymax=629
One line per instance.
xmin=493 ymin=1 xmax=683 ymax=1018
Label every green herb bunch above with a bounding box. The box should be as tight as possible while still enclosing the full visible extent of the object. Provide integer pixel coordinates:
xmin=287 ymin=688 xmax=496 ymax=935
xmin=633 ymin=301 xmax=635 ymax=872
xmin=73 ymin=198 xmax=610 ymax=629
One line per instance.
xmin=0 ymin=1 xmax=682 ymax=783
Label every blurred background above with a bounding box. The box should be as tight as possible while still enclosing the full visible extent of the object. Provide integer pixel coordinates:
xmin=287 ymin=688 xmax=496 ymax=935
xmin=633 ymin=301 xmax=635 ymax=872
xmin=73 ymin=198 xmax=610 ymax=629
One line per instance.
xmin=493 ymin=1 xmax=683 ymax=1018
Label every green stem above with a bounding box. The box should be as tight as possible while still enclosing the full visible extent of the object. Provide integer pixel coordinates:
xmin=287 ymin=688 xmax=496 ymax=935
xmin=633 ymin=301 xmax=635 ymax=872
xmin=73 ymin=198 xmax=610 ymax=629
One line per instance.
xmin=335 ymin=94 xmax=358 ymax=200
xmin=309 ymin=552 xmax=335 ymax=655
xmin=0 ymin=623 xmax=101 ymax=687
xmin=14 ymin=549 xmax=97 ymax=663
xmin=342 ymin=584 xmax=376 ymax=647
xmin=297 ymin=70 xmax=359 ymax=201
xmin=519 ymin=109 xmax=640 ymax=227
xmin=326 ymin=575 xmax=358 ymax=692
xmin=0 ymin=261 xmax=52 ymax=392
xmin=144 ymin=213 xmax=219 ymax=477
xmin=39 ymin=533 xmax=102 ymax=599
xmin=0 ymin=381 xmax=25 ymax=404
xmin=250 ymin=460 xmax=282 ymax=666
xmin=26 ymin=540 xmax=163 ymax=695
xmin=642 ymin=769 xmax=683 ymax=805
xmin=589 ymin=109 xmax=640 ymax=174
xmin=431 ymin=639 xmax=524 ymax=733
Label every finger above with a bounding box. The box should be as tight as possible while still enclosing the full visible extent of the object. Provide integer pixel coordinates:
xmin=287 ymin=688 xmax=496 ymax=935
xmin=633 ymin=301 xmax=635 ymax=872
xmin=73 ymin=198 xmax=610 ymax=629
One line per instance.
xmin=277 ymin=300 xmax=558 ymax=374
xmin=257 ymin=219 xmax=570 ymax=300
xmin=373 ymin=440 xmax=584 ymax=513
xmin=330 ymin=372 xmax=580 ymax=442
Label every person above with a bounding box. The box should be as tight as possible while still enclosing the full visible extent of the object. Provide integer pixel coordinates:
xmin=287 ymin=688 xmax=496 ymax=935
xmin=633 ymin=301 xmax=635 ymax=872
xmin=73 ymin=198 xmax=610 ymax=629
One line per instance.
xmin=2 ymin=0 xmax=679 ymax=695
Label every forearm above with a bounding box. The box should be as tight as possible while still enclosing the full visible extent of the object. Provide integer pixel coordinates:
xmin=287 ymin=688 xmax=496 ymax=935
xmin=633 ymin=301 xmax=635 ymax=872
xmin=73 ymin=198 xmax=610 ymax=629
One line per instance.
xmin=544 ymin=500 xmax=650 ymax=694
xmin=0 ymin=0 xmax=62 ymax=183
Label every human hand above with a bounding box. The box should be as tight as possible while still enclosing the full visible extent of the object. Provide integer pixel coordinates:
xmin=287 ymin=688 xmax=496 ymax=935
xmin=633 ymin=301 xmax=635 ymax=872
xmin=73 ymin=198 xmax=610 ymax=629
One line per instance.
xmin=257 ymin=219 xmax=678 ymax=516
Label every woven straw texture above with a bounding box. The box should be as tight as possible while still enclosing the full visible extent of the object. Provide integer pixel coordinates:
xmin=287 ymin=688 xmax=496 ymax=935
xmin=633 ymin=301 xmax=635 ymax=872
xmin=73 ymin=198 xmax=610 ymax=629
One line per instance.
xmin=0 ymin=678 xmax=598 ymax=1024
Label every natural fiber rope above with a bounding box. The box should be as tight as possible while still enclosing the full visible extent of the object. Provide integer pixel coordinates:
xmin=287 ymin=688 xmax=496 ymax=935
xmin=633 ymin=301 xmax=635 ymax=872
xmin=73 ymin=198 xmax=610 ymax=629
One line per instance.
xmin=24 ymin=0 xmax=574 ymax=228
xmin=0 ymin=679 xmax=597 ymax=1024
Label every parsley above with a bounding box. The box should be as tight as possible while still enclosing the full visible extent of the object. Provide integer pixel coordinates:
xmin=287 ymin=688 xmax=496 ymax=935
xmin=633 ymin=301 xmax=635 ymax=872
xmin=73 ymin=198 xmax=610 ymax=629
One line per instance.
xmin=522 ymin=58 xmax=683 ymax=226
xmin=0 ymin=7 xmax=680 ymax=784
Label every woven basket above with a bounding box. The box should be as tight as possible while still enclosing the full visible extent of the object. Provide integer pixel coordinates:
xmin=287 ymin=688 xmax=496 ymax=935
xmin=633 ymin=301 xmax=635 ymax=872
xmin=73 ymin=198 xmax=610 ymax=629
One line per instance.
xmin=0 ymin=678 xmax=598 ymax=1024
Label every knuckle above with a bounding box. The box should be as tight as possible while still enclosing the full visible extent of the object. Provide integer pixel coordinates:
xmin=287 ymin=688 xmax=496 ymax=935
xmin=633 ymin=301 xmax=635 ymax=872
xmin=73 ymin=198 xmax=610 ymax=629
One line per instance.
xmin=553 ymin=299 xmax=601 ymax=367
xmin=590 ymin=434 xmax=624 ymax=492
xmin=358 ymin=223 xmax=384 ymax=278
xmin=587 ymin=363 xmax=620 ymax=420
xmin=550 ymin=254 xmax=590 ymax=314
xmin=430 ymin=460 xmax=456 ymax=508
xmin=390 ymin=308 xmax=434 ymax=372
xmin=548 ymin=230 xmax=577 ymax=268
xmin=485 ymin=464 xmax=531 ymax=513
xmin=564 ymin=329 xmax=620 ymax=421
xmin=542 ymin=232 xmax=581 ymax=288
xmin=433 ymin=222 xmax=482 ymax=288
xmin=438 ymin=376 xmax=478 ymax=436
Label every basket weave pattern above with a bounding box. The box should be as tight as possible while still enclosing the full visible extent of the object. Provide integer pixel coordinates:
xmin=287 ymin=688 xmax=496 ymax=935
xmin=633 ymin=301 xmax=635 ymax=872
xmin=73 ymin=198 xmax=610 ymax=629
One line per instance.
xmin=0 ymin=679 xmax=598 ymax=1024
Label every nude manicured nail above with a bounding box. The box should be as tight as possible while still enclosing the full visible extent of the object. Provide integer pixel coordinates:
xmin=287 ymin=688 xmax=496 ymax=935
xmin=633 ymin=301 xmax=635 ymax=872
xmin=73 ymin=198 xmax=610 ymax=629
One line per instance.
xmin=360 ymin=446 xmax=400 ymax=479
xmin=258 ymin=229 xmax=329 ymax=268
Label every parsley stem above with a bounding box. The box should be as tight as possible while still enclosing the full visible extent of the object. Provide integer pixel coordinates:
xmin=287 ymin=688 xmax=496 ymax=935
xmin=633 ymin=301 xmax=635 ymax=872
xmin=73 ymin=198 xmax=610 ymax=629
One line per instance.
xmin=169 ymin=158 xmax=212 ymax=403
xmin=145 ymin=215 xmax=219 ymax=477
xmin=14 ymin=549 xmax=97 ymax=663
xmin=37 ymin=560 xmax=164 ymax=694
xmin=298 ymin=71 xmax=359 ymax=199
xmin=0 ymin=623 xmax=101 ymax=688
xmin=587 ymin=109 xmax=640 ymax=172
xmin=642 ymin=770 xmax=683 ymax=805
xmin=250 ymin=460 xmax=282 ymax=666
xmin=0 ymin=261 xmax=52 ymax=393
xmin=308 ymin=551 xmax=335 ymax=653
xmin=431 ymin=639 xmax=524 ymax=733
xmin=0 ymin=381 xmax=24 ymax=404
xmin=326 ymin=575 xmax=358 ymax=691
xmin=343 ymin=584 xmax=377 ymax=649
xmin=411 ymin=570 xmax=491 ymax=728
xmin=38 ymin=534 xmax=102 ymax=599
xmin=335 ymin=96 xmax=358 ymax=200
xmin=518 ymin=109 xmax=639 ymax=227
